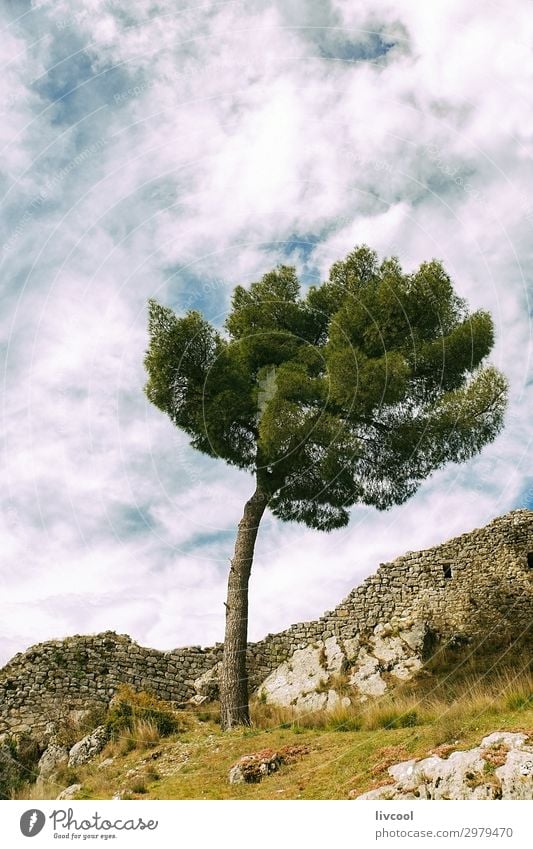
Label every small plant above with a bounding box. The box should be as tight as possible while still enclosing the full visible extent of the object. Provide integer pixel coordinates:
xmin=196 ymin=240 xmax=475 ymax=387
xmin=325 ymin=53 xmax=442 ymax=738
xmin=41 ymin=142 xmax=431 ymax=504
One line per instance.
xmin=118 ymin=736 xmax=137 ymax=756
xmin=328 ymin=672 xmax=352 ymax=697
xmin=144 ymin=764 xmax=161 ymax=782
xmin=131 ymin=719 xmax=161 ymax=749
xmin=506 ymin=693 xmax=533 ymax=711
xmin=193 ymin=703 xmax=221 ymax=724
xmin=130 ymin=780 xmax=148 ymax=794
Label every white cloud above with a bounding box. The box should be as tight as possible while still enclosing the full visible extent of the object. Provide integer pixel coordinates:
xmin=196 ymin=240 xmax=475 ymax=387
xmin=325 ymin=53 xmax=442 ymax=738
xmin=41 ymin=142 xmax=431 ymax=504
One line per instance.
xmin=0 ymin=0 xmax=531 ymax=665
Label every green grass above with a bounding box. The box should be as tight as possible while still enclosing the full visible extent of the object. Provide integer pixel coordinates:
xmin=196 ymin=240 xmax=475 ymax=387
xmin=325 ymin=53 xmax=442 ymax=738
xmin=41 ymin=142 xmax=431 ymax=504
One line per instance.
xmin=68 ymin=705 xmax=532 ymax=800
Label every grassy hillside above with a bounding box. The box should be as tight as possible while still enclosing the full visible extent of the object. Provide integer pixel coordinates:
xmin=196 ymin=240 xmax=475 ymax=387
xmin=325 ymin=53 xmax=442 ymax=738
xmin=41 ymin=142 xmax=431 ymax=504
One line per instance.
xmin=12 ymin=642 xmax=533 ymax=800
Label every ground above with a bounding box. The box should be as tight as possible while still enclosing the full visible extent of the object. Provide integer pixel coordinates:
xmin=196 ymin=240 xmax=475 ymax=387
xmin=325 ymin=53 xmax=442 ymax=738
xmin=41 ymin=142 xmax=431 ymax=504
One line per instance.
xmin=15 ymin=687 xmax=533 ymax=800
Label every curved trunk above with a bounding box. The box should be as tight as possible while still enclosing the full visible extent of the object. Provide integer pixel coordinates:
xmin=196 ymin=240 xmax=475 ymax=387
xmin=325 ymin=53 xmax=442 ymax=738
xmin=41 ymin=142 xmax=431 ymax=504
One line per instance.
xmin=220 ymin=484 xmax=269 ymax=730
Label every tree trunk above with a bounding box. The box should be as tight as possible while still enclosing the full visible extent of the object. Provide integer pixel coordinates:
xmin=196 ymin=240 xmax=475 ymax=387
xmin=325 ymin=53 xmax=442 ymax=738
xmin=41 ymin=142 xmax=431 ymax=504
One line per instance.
xmin=220 ymin=483 xmax=269 ymax=730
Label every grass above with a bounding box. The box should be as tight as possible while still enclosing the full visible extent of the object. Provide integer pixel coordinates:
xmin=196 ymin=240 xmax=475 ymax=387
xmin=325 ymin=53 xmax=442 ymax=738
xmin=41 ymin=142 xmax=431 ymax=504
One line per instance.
xmin=13 ymin=657 xmax=533 ymax=800
xmin=10 ymin=637 xmax=533 ymax=800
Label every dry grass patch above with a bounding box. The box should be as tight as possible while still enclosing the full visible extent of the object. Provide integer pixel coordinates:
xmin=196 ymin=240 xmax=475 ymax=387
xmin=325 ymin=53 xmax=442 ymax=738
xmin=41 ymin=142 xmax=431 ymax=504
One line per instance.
xmin=371 ymin=745 xmax=411 ymax=776
xmin=483 ymin=744 xmax=509 ymax=768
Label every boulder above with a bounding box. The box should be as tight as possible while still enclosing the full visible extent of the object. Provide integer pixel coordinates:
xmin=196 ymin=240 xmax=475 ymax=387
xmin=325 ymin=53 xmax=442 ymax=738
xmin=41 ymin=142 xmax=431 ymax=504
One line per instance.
xmin=257 ymin=637 xmax=344 ymax=712
xmin=228 ymin=749 xmax=284 ymax=784
xmin=228 ymin=744 xmax=309 ymax=784
xmin=481 ymin=732 xmax=528 ymax=749
xmin=348 ymin=648 xmax=387 ymax=697
xmin=38 ymin=743 xmax=68 ymax=778
xmin=68 ymin=726 xmax=108 ymax=767
xmin=191 ymin=662 xmax=220 ymax=704
xmin=256 ymin=622 xmax=428 ymax=710
xmin=355 ymin=732 xmax=533 ymax=800
xmin=56 ymin=783 xmax=82 ymax=800
xmin=496 ymin=750 xmax=533 ymax=800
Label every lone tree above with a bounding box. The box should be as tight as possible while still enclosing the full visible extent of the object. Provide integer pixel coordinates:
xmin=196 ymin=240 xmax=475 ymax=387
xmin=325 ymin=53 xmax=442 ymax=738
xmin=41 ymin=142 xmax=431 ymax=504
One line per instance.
xmin=144 ymin=246 xmax=507 ymax=729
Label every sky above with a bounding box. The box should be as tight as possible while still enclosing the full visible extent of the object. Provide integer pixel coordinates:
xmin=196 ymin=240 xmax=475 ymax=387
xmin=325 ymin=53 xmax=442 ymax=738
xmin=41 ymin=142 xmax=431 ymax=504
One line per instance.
xmin=0 ymin=0 xmax=532 ymax=666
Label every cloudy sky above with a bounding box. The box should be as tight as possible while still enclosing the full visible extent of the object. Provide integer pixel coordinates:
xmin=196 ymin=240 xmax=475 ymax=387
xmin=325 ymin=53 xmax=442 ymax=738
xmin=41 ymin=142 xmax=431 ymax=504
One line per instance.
xmin=1 ymin=0 xmax=532 ymax=665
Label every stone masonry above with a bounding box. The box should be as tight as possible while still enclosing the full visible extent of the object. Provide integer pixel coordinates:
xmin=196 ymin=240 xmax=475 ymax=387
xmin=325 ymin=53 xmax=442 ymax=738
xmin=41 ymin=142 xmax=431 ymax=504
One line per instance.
xmin=0 ymin=510 xmax=531 ymax=736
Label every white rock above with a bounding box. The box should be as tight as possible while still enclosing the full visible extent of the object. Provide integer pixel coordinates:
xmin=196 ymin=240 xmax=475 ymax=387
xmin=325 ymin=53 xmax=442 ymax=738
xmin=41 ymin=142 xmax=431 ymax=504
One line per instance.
xmin=291 ymin=690 xmax=329 ymax=713
xmin=356 ymin=785 xmax=397 ymax=800
xmin=192 ymin=662 xmax=220 ymax=702
xmin=342 ymin=637 xmax=360 ymax=660
xmin=481 ymin=732 xmax=528 ymax=749
xmin=256 ymin=622 xmax=428 ymax=709
xmin=389 ymin=656 xmax=423 ymax=681
xmin=257 ymin=639 xmax=344 ymax=711
xmin=496 ymin=750 xmax=533 ymax=800
xmin=228 ymin=751 xmax=283 ymax=784
xmin=371 ymin=634 xmax=408 ymax=664
xmin=324 ymin=636 xmax=345 ymax=670
xmin=427 ymin=749 xmax=490 ymax=800
xmin=355 ymin=733 xmax=533 ymax=800
xmin=398 ymin=622 xmax=427 ymax=652
xmin=349 ymin=649 xmax=387 ymax=697
xmin=68 ymin=726 xmax=108 ymax=767
xmin=56 ymin=783 xmax=82 ymax=800
xmin=388 ymin=758 xmax=421 ymax=787
xmin=38 ymin=744 xmax=68 ymax=778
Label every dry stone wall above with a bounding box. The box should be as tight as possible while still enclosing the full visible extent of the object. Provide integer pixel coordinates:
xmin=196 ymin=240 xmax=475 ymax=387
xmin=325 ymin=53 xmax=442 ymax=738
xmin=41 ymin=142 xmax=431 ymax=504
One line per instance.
xmin=1 ymin=510 xmax=532 ymax=737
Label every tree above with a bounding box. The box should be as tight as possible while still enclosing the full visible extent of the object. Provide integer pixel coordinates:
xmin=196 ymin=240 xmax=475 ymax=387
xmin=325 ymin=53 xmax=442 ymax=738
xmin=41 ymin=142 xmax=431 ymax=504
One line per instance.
xmin=144 ymin=245 xmax=507 ymax=729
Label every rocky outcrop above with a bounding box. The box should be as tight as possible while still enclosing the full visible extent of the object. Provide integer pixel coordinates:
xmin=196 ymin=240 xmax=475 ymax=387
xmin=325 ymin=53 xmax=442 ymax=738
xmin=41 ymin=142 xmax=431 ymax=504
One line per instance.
xmin=36 ymin=725 xmax=109 ymax=780
xmin=68 ymin=726 xmax=109 ymax=767
xmin=56 ymin=783 xmax=82 ymax=800
xmin=228 ymin=745 xmax=309 ymax=784
xmin=191 ymin=662 xmax=221 ymax=705
xmin=355 ymin=732 xmax=533 ymax=800
xmin=38 ymin=743 xmax=68 ymax=778
xmin=257 ymin=636 xmax=348 ymax=713
xmin=257 ymin=621 xmax=427 ymax=710
xmin=229 ymin=749 xmax=284 ymax=784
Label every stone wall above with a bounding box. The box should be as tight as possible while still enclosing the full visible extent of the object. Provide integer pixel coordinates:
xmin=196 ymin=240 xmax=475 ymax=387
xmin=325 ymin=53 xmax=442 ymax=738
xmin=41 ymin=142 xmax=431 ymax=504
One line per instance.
xmin=1 ymin=509 xmax=532 ymax=737
xmin=248 ymin=508 xmax=533 ymax=684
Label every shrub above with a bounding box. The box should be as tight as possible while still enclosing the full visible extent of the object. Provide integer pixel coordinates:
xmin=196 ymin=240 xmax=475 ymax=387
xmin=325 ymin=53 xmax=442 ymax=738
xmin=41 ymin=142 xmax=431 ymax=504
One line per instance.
xmin=0 ymin=733 xmax=43 ymax=798
xmin=105 ymin=685 xmax=180 ymax=739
